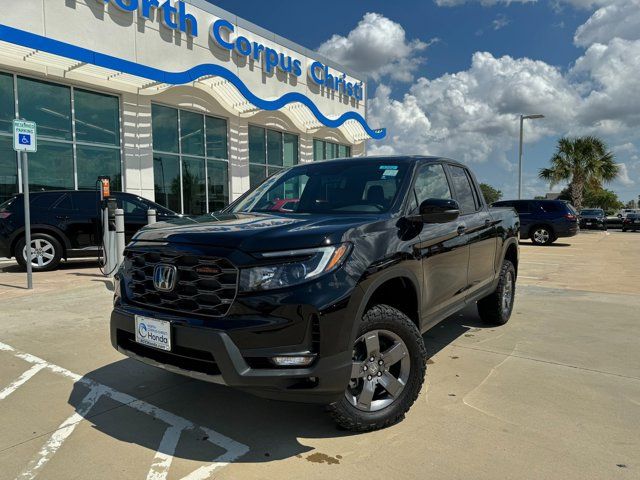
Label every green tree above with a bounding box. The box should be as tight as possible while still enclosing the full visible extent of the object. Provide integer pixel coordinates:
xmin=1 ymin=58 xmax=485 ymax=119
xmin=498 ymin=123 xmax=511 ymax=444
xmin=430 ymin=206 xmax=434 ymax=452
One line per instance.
xmin=539 ymin=136 xmax=619 ymax=211
xmin=559 ymin=185 xmax=623 ymax=214
xmin=479 ymin=183 xmax=503 ymax=204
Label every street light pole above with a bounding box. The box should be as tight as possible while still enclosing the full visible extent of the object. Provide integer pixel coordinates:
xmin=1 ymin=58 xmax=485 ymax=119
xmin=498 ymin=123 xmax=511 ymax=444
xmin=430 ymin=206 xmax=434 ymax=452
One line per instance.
xmin=517 ymin=114 xmax=545 ymax=200
xmin=518 ymin=115 xmax=524 ymax=200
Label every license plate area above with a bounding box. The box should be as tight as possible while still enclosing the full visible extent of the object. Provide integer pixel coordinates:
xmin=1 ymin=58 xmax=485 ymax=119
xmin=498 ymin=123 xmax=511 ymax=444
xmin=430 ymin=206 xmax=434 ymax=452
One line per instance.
xmin=135 ymin=315 xmax=172 ymax=351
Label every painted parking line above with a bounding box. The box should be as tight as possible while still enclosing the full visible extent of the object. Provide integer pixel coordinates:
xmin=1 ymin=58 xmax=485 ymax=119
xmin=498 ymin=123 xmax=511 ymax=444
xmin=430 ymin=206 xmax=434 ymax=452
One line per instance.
xmin=0 ymin=342 xmax=249 ymax=480
xmin=519 ymin=276 xmax=543 ymax=280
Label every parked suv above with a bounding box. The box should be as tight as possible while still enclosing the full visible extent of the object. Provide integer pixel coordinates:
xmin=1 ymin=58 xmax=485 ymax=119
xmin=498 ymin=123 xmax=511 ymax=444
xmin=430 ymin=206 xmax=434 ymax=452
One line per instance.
xmin=579 ymin=208 xmax=607 ymax=230
xmin=111 ymin=156 xmax=520 ymax=431
xmin=622 ymin=213 xmax=640 ymax=232
xmin=0 ymin=191 xmax=178 ymax=271
xmin=492 ymin=199 xmax=579 ymax=245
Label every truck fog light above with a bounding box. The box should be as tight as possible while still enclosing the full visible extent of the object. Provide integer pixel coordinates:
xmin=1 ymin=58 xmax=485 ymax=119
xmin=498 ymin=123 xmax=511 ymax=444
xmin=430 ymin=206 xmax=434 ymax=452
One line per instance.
xmin=270 ymin=355 xmax=316 ymax=367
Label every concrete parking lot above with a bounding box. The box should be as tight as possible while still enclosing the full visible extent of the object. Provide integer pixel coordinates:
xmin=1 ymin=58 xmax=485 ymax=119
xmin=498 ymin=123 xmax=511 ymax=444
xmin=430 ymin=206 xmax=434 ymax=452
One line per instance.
xmin=0 ymin=231 xmax=638 ymax=480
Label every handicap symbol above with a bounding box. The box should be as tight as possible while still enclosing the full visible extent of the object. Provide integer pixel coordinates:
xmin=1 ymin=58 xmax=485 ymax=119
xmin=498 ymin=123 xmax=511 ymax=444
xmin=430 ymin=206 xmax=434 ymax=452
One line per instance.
xmin=19 ymin=133 xmax=31 ymax=145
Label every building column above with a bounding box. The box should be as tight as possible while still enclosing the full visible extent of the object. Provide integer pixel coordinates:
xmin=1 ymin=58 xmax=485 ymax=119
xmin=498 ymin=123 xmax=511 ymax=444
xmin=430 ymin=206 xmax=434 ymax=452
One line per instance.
xmin=229 ymin=115 xmax=249 ymax=202
xmin=299 ymin=133 xmax=314 ymax=164
xmin=122 ymin=92 xmax=154 ymax=201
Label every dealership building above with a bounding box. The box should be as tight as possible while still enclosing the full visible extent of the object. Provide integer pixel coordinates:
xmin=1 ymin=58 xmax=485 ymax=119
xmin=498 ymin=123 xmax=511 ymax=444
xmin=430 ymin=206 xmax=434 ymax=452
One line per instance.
xmin=0 ymin=0 xmax=384 ymax=214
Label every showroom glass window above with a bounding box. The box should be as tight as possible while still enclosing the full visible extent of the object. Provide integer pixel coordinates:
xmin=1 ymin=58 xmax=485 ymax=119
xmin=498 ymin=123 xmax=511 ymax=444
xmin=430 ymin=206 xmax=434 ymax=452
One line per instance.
xmin=151 ymin=104 xmax=229 ymax=215
xmin=248 ymin=125 xmax=299 ymax=190
xmin=0 ymin=73 xmax=121 ymax=202
xmin=0 ymin=72 xmax=17 ymax=203
xmin=313 ymin=139 xmax=351 ymax=161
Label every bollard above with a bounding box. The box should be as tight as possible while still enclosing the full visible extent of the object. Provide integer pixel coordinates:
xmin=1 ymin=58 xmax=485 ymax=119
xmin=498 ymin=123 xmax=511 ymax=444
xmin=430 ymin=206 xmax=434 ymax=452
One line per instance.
xmin=115 ymin=208 xmax=125 ymax=274
xmin=147 ymin=209 xmax=157 ymax=225
xmin=102 ymin=206 xmax=109 ymax=266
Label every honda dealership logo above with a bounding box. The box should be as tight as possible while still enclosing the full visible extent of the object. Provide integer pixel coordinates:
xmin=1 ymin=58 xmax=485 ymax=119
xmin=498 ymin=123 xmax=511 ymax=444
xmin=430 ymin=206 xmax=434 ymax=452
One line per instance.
xmin=153 ymin=264 xmax=177 ymax=292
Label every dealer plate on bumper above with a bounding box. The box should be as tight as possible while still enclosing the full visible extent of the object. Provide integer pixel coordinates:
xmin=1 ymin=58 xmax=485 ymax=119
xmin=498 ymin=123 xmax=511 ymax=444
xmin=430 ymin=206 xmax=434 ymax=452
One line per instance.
xmin=135 ymin=315 xmax=171 ymax=351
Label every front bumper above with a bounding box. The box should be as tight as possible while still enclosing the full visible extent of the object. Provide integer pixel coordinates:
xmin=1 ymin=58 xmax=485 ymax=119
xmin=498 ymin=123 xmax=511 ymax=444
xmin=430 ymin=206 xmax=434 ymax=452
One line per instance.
xmin=110 ymin=308 xmax=352 ymax=404
xmin=579 ymin=219 xmax=605 ymax=229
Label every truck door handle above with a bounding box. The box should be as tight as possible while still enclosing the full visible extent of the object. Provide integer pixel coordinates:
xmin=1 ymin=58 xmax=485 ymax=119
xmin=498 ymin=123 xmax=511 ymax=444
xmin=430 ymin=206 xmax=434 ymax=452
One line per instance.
xmin=457 ymin=224 xmax=467 ymax=235
xmin=485 ymin=219 xmax=491 ymax=227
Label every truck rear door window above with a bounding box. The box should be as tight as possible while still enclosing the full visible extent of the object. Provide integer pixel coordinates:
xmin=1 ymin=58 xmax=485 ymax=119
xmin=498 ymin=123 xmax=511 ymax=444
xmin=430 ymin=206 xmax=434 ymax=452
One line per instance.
xmin=449 ymin=165 xmax=477 ymax=215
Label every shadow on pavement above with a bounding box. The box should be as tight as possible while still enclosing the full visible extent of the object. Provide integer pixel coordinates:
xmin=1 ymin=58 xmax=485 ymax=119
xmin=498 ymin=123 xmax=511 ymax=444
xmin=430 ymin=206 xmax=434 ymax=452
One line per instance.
xmin=518 ymin=241 xmax=572 ymax=247
xmin=67 ymin=304 xmax=487 ymax=463
xmin=0 ymin=259 xmax=99 ymax=273
xmin=67 ymin=359 xmax=355 ymax=464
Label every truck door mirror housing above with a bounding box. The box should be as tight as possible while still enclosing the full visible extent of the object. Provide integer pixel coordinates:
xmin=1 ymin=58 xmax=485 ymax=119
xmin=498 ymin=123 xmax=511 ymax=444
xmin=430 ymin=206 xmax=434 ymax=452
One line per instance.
xmin=411 ymin=199 xmax=461 ymax=224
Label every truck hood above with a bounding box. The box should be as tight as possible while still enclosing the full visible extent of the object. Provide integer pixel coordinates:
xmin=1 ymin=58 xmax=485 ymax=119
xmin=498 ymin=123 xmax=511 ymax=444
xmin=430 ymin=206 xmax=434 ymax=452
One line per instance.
xmin=132 ymin=212 xmax=377 ymax=252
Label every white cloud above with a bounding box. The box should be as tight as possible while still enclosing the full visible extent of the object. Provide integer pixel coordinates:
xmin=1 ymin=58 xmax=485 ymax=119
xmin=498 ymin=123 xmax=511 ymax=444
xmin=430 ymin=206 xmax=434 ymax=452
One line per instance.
xmin=572 ymin=39 xmax=640 ymax=132
xmin=369 ymin=51 xmax=580 ymax=164
xmin=493 ymin=14 xmax=511 ymax=30
xmin=615 ymin=163 xmax=634 ymax=186
xmin=574 ymin=1 xmax=640 ymax=47
xmin=317 ymin=13 xmax=432 ymax=82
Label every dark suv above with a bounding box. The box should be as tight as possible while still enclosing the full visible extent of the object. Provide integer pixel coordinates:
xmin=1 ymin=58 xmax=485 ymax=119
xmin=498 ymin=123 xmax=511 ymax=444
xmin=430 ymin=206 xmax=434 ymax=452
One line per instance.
xmin=0 ymin=191 xmax=178 ymax=271
xmin=492 ymin=199 xmax=579 ymax=245
xmin=579 ymin=208 xmax=607 ymax=230
xmin=622 ymin=213 xmax=640 ymax=232
xmin=111 ymin=156 xmax=520 ymax=431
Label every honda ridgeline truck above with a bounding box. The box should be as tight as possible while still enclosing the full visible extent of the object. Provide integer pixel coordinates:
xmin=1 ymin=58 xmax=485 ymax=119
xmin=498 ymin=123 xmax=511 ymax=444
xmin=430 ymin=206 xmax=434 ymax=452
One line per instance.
xmin=111 ymin=156 xmax=520 ymax=431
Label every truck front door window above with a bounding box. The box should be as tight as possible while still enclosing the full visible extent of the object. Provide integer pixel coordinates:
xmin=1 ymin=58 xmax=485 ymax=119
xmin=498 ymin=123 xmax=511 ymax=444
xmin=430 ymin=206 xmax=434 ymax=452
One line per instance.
xmin=413 ymin=164 xmax=452 ymax=212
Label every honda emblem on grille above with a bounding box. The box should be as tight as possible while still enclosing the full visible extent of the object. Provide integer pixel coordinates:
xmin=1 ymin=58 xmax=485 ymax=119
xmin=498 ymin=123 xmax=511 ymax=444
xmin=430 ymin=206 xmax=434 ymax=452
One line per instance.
xmin=153 ymin=264 xmax=178 ymax=292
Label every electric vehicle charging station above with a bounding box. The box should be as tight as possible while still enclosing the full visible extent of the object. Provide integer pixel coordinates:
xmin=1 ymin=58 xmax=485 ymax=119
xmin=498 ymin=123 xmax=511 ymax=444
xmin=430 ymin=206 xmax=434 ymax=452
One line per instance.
xmin=98 ymin=177 xmax=123 ymax=278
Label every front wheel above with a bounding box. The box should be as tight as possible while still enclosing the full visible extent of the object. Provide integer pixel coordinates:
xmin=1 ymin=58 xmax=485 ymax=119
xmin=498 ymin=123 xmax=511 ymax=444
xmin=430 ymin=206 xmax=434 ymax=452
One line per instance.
xmin=477 ymin=260 xmax=516 ymax=325
xmin=328 ymin=305 xmax=427 ymax=431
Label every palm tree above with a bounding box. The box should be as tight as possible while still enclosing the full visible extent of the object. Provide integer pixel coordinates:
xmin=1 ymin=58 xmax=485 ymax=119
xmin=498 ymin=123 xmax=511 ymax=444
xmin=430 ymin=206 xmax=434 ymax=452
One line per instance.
xmin=539 ymin=136 xmax=618 ymax=211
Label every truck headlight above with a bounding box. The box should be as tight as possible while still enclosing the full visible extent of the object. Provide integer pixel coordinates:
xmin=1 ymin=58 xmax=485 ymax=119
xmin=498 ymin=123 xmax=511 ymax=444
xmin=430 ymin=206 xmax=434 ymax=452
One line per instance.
xmin=239 ymin=243 xmax=351 ymax=292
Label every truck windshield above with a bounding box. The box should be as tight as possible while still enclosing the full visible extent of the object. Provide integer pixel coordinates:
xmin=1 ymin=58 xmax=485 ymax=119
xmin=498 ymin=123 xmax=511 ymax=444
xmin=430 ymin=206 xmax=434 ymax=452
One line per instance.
xmin=228 ymin=161 xmax=410 ymax=214
xmin=581 ymin=209 xmax=603 ymax=215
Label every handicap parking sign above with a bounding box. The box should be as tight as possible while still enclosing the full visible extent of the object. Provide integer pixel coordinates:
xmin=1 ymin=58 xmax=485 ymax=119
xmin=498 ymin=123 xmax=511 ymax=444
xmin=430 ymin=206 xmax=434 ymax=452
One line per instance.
xmin=13 ymin=120 xmax=37 ymax=153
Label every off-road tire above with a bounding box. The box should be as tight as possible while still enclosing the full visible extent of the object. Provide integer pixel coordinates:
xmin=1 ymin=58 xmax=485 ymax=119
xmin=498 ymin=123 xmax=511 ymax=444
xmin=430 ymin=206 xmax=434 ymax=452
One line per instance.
xmin=327 ymin=304 xmax=427 ymax=432
xmin=14 ymin=233 xmax=63 ymax=272
xmin=477 ymin=260 xmax=516 ymax=325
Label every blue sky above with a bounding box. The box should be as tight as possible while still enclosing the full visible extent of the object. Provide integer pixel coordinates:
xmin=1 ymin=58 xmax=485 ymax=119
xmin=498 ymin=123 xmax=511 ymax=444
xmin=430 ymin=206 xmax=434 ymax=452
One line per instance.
xmin=207 ymin=0 xmax=640 ymax=203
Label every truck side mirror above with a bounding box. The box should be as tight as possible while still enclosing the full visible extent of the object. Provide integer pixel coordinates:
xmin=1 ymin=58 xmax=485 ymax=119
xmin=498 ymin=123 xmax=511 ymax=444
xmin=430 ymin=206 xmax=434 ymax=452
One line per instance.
xmin=410 ymin=199 xmax=461 ymax=224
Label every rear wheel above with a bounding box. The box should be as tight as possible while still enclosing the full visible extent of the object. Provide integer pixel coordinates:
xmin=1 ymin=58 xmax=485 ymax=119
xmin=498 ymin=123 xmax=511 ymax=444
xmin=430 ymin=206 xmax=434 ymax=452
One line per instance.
xmin=14 ymin=234 xmax=63 ymax=272
xmin=531 ymin=226 xmax=554 ymax=245
xmin=328 ymin=305 xmax=427 ymax=431
xmin=478 ymin=260 xmax=516 ymax=325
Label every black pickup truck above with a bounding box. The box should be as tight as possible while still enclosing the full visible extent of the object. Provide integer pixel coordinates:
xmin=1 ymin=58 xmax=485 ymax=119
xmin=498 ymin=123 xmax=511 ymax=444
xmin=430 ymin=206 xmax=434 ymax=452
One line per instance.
xmin=111 ymin=156 xmax=520 ymax=431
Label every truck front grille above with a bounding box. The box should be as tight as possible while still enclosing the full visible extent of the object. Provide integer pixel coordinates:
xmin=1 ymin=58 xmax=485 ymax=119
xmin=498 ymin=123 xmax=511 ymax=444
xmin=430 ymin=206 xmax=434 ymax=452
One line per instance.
xmin=124 ymin=250 xmax=238 ymax=317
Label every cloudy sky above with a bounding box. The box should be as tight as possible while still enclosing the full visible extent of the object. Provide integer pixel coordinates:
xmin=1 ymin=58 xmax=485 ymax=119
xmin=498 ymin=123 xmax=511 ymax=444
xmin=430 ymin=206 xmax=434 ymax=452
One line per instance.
xmin=208 ymin=0 xmax=640 ymax=202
